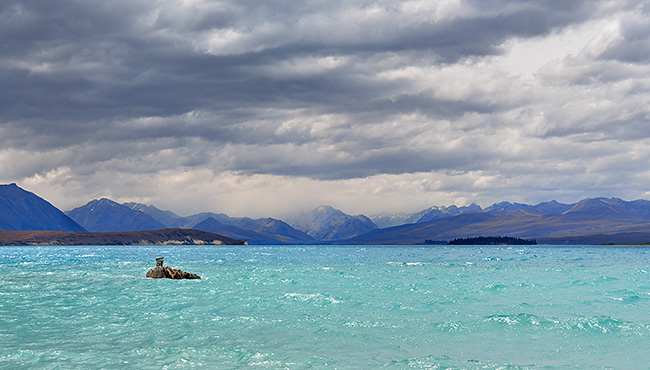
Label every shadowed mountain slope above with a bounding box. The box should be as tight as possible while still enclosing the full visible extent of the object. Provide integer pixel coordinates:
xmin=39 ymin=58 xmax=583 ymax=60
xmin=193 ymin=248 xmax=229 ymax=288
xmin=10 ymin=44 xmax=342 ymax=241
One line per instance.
xmin=0 ymin=183 xmax=84 ymax=231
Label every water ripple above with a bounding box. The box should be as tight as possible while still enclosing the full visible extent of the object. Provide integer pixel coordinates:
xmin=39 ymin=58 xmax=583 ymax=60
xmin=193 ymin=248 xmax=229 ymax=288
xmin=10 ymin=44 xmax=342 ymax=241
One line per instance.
xmin=2 ymin=245 xmax=650 ymax=369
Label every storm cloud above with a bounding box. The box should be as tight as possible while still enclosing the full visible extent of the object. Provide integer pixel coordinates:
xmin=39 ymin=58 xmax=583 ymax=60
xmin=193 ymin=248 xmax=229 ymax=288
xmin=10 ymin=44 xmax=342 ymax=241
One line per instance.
xmin=1 ymin=0 xmax=649 ymax=217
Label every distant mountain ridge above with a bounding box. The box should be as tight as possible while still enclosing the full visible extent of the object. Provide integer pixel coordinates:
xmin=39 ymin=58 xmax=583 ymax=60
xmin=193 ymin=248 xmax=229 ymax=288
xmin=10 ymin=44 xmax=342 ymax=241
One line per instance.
xmin=124 ymin=203 xmax=314 ymax=245
xmin=287 ymin=205 xmax=377 ymax=241
xmin=190 ymin=217 xmax=312 ymax=245
xmin=341 ymin=197 xmax=650 ymax=245
xmin=67 ymin=199 xmax=166 ymax=232
xmin=370 ymin=201 xmax=573 ymax=227
xmin=483 ymin=200 xmax=573 ymax=215
xmin=123 ymin=202 xmax=180 ymax=227
xmin=0 ymin=184 xmax=84 ymax=232
xmin=411 ymin=203 xmax=483 ymax=223
xmin=561 ymin=198 xmax=650 ymax=220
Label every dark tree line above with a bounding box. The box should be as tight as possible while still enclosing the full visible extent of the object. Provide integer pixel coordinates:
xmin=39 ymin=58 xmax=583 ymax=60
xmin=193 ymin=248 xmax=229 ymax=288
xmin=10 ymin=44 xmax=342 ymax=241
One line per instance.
xmin=446 ymin=236 xmax=537 ymax=245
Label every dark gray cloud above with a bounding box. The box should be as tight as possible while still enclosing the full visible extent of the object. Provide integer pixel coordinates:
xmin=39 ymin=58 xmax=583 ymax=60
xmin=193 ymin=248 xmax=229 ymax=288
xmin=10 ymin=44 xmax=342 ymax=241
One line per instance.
xmin=0 ymin=0 xmax=610 ymax=123
xmin=1 ymin=0 xmax=649 ymax=216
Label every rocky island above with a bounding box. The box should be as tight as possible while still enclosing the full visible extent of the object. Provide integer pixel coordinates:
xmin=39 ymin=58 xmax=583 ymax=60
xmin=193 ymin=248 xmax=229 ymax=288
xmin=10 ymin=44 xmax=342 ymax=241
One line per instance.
xmin=146 ymin=257 xmax=200 ymax=279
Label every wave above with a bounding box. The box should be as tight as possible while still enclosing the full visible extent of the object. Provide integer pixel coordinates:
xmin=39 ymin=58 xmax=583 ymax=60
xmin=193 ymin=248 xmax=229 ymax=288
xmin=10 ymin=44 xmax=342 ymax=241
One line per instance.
xmin=383 ymin=354 xmax=545 ymax=369
xmin=283 ymin=292 xmax=341 ymax=304
xmin=484 ymin=313 xmax=649 ymax=335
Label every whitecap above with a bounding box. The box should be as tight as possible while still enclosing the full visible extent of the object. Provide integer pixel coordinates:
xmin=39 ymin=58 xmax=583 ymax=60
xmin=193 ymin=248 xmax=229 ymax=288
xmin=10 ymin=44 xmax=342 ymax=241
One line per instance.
xmin=283 ymin=292 xmax=341 ymax=304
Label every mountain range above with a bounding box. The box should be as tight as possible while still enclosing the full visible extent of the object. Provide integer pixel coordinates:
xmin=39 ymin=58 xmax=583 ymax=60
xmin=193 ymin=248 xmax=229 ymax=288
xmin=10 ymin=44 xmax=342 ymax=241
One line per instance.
xmin=121 ymin=204 xmax=315 ymax=245
xmin=4 ymin=183 xmax=650 ymax=245
xmin=345 ymin=198 xmax=650 ymax=245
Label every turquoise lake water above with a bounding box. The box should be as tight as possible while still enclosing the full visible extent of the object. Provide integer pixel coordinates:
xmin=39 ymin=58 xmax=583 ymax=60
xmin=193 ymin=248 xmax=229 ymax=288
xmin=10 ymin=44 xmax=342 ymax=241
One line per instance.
xmin=2 ymin=245 xmax=650 ymax=369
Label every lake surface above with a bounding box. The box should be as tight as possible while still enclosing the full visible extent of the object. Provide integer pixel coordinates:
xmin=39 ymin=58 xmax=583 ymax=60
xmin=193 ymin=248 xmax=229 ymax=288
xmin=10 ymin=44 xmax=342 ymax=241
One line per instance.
xmin=2 ymin=245 xmax=650 ymax=369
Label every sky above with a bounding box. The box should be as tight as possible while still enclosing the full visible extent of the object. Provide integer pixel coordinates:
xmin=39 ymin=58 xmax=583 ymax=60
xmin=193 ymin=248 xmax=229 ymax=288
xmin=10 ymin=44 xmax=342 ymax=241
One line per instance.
xmin=1 ymin=0 xmax=649 ymax=218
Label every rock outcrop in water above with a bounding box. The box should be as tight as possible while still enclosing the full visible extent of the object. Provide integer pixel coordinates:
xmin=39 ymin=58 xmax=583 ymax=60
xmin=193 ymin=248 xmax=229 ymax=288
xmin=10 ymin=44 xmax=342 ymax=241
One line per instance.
xmin=146 ymin=257 xmax=200 ymax=279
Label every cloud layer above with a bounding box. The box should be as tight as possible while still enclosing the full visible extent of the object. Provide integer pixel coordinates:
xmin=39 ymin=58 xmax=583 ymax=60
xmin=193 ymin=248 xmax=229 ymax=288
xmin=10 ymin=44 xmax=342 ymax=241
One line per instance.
xmin=1 ymin=0 xmax=649 ymax=217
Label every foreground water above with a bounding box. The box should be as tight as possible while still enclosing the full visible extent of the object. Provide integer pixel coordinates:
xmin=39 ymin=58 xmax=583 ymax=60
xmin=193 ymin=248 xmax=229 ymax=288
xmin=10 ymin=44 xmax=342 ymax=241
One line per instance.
xmin=1 ymin=245 xmax=650 ymax=369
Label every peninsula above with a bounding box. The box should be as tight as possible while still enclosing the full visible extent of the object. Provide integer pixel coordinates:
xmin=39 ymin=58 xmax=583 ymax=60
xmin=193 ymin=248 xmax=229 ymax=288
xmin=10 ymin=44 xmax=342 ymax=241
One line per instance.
xmin=0 ymin=228 xmax=247 ymax=246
